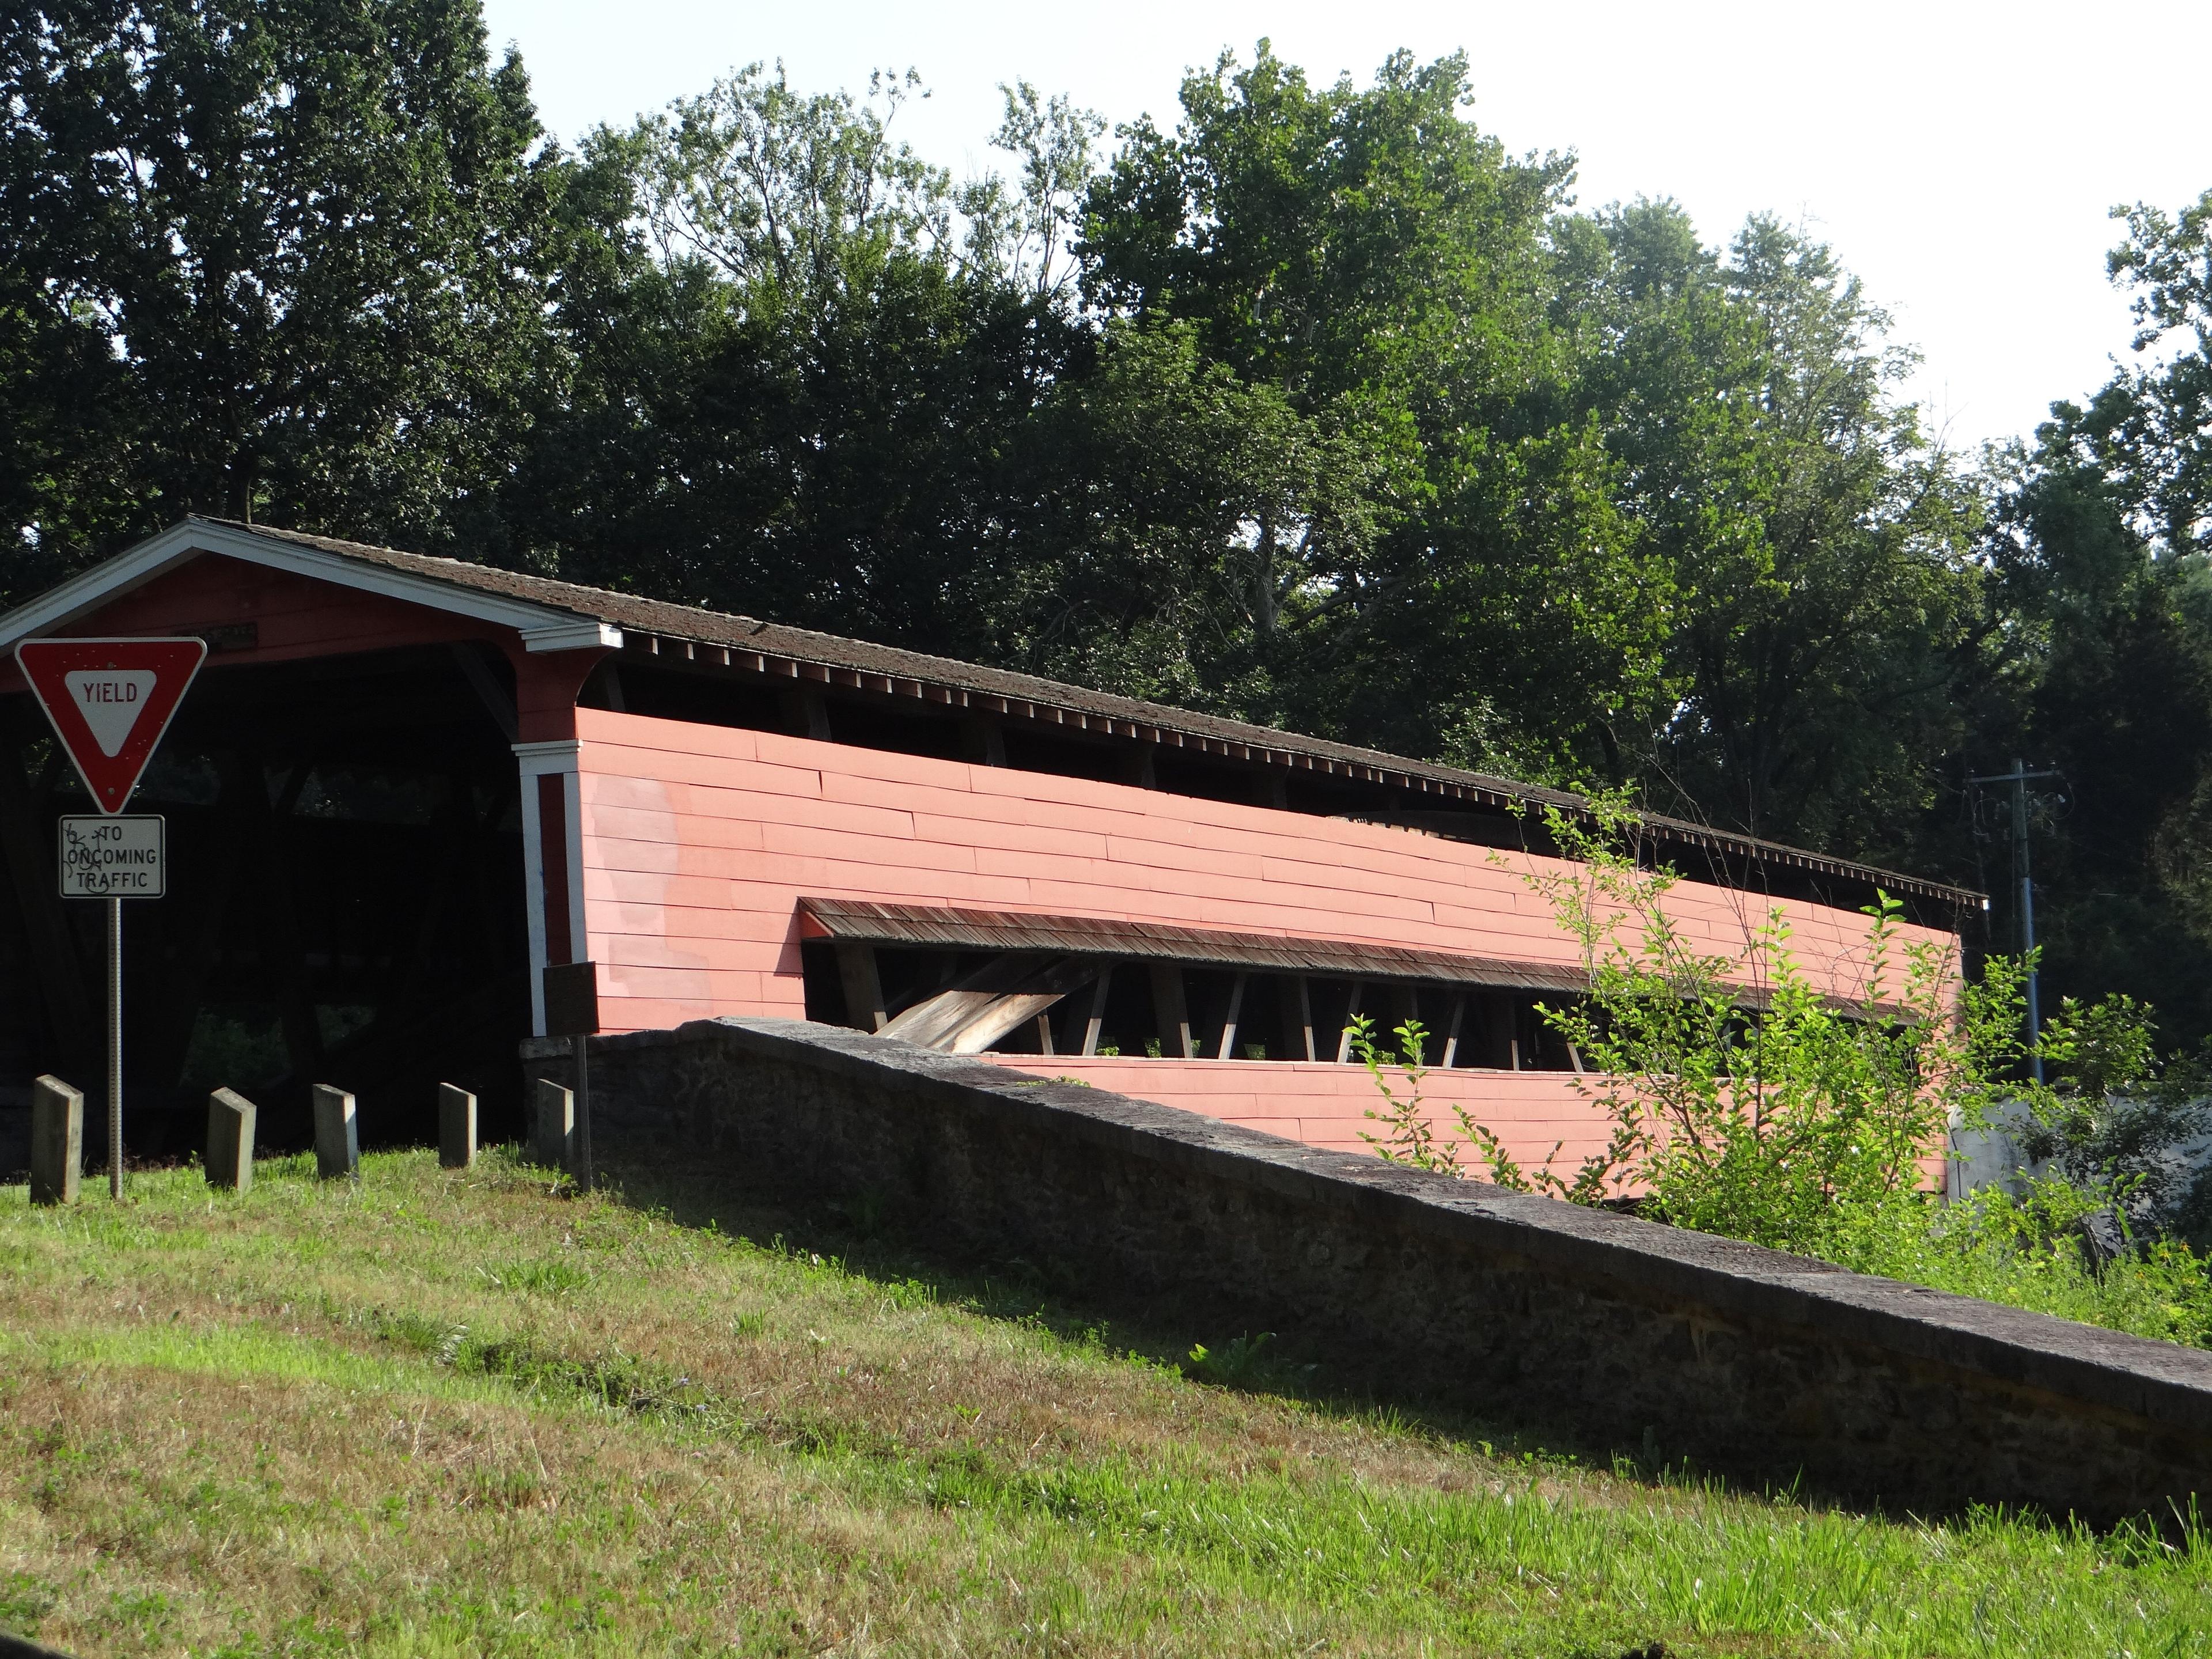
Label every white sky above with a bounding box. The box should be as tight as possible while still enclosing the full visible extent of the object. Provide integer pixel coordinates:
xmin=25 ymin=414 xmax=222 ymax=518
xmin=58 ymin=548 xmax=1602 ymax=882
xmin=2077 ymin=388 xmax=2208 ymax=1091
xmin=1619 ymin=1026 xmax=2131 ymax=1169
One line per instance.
xmin=482 ymin=0 xmax=2212 ymax=456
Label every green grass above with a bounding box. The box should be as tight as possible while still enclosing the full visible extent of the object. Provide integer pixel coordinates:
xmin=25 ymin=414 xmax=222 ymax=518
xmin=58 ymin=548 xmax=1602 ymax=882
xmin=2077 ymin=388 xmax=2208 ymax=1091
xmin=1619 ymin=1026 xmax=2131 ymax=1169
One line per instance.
xmin=2 ymin=1151 xmax=2209 ymax=1656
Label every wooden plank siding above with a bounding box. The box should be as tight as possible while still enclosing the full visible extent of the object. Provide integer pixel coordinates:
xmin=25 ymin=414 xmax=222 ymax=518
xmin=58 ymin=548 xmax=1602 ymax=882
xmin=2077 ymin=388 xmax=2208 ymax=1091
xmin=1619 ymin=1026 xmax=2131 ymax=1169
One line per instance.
xmin=0 ymin=532 xmax=1966 ymax=1172
xmin=0 ymin=555 xmax=492 ymax=687
xmin=572 ymin=707 xmax=1959 ymax=1169
xmin=0 ymin=554 xmax=604 ymax=743
xmin=978 ymin=1054 xmax=1607 ymax=1164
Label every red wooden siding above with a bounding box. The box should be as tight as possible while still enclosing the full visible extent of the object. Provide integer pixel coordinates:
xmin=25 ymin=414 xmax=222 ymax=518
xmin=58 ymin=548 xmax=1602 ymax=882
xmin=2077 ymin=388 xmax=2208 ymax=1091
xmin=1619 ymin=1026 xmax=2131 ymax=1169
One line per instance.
xmin=981 ymin=1054 xmax=1607 ymax=1162
xmin=573 ymin=708 xmax=1958 ymax=1167
xmin=0 ymin=553 xmax=604 ymax=740
xmin=0 ymin=554 xmax=487 ymax=691
xmin=979 ymin=1055 xmax=1948 ymax=1190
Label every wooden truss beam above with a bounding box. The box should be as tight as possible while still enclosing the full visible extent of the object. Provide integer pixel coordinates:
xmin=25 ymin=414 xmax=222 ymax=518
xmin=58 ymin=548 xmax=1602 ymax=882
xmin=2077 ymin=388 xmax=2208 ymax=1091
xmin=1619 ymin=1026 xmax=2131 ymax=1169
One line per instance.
xmin=879 ymin=954 xmax=1099 ymax=1054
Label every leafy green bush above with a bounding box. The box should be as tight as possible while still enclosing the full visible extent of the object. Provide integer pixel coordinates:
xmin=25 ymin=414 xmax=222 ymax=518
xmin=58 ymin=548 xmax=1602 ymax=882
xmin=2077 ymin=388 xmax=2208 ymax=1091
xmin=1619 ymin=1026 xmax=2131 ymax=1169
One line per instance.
xmin=1353 ymin=790 xmax=2212 ymax=1347
xmin=1480 ymin=793 xmax=1995 ymax=1251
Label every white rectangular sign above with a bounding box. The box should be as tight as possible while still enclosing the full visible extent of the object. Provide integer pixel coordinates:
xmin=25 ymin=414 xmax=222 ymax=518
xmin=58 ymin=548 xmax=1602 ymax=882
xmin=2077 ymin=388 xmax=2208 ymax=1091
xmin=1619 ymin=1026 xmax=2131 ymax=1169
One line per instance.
xmin=59 ymin=815 xmax=165 ymax=899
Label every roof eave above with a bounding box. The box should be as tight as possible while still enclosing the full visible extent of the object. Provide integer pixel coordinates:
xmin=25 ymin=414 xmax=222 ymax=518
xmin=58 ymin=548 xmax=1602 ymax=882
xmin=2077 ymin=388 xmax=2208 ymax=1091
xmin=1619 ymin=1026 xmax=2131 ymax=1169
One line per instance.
xmin=0 ymin=518 xmax=620 ymax=654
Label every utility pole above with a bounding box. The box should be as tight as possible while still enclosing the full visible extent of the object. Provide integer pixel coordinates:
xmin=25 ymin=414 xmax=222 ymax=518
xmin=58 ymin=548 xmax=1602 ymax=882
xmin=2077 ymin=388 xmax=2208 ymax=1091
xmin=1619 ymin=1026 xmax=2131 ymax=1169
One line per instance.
xmin=1968 ymin=759 xmax=2061 ymax=1081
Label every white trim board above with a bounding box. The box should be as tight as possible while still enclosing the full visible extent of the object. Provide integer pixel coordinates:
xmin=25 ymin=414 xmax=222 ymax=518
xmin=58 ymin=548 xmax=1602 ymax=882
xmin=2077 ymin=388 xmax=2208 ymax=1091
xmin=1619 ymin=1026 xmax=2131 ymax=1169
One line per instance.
xmin=0 ymin=520 xmax=620 ymax=654
xmin=517 ymin=763 xmax=549 ymax=1037
xmin=513 ymin=738 xmax=586 ymax=1036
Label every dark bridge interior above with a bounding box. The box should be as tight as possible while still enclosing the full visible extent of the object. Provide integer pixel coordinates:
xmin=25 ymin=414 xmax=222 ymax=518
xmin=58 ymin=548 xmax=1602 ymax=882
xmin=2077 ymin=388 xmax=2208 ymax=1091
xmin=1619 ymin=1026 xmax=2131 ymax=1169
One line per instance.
xmin=0 ymin=643 xmax=531 ymax=1166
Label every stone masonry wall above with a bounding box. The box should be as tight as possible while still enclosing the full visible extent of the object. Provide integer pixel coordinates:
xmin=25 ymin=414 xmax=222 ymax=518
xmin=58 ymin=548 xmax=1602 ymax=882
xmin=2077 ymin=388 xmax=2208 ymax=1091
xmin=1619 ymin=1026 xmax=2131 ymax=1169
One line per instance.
xmin=524 ymin=1017 xmax=2212 ymax=1525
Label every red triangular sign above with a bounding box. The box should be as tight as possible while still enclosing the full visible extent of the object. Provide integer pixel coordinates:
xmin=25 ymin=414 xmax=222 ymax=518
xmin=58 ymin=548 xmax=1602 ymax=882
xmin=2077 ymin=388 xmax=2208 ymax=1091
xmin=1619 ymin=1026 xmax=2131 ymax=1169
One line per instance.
xmin=16 ymin=637 xmax=209 ymax=814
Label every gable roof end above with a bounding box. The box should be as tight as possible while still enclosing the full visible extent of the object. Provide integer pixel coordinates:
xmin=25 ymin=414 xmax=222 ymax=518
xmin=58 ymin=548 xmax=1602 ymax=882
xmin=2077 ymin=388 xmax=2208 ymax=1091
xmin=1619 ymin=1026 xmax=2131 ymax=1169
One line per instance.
xmin=0 ymin=518 xmax=619 ymax=653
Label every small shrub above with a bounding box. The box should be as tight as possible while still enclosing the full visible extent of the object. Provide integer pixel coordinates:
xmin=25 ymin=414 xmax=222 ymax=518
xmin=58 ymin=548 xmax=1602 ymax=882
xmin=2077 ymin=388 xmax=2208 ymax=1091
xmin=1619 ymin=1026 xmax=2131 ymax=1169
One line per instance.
xmin=1349 ymin=1014 xmax=1452 ymax=1175
xmin=1349 ymin=1012 xmax=1570 ymax=1194
xmin=1183 ymin=1332 xmax=1315 ymax=1392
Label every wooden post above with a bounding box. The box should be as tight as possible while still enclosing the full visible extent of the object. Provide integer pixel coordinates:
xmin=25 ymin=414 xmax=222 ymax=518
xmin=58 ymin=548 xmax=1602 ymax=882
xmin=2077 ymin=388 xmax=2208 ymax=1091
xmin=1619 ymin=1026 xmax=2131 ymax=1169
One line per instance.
xmin=1149 ymin=962 xmax=1195 ymax=1058
xmin=962 ymin=719 xmax=1007 ymax=767
xmin=836 ymin=942 xmax=888 ymax=1032
xmin=1391 ymin=983 xmax=1422 ymax=1039
xmin=540 ymin=961 xmax=599 ymax=1191
xmin=205 ymin=1088 xmax=256 ymax=1192
xmin=438 ymin=1082 xmax=477 ymax=1169
xmin=1080 ymin=964 xmax=1114 ymax=1056
xmin=1280 ymin=975 xmax=1316 ymax=1062
xmin=1216 ymin=972 xmax=1248 ymax=1059
xmin=29 ymin=1074 xmax=81 ymax=1206
xmin=1440 ymin=995 xmax=1467 ymax=1068
xmin=779 ymin=689 xmax=831 ymax=741
xmin=1335 ymin=981 xmax=1365 ymax=1063
xmin=310 ymin=1084 xmax=358 ymax=1180
xmin=1475 ymin=992 xmax=1514 ymax=1070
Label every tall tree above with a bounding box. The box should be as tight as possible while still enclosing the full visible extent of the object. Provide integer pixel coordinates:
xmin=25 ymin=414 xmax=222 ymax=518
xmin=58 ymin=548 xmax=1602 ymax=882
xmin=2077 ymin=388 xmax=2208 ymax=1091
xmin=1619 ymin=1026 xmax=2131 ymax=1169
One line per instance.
xmin=1589 ymin=210 xmax=1983 ymax=847
xmin=1963 ymin=191 xmax=2212 ymax=1044
xmin=508 ymin=65 xmax=1088 ymax=657
xmin=1071 ymin=44 xmax=1652 ymax=756
xmin=0 ymin=0 xmax=559 ymax=601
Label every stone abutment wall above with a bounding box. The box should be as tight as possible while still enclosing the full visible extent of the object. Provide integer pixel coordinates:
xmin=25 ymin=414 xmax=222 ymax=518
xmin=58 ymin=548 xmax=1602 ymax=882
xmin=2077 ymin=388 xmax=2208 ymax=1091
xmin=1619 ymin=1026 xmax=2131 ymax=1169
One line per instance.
xmin=523 ymin=1017 xmax=2212 ymax=1525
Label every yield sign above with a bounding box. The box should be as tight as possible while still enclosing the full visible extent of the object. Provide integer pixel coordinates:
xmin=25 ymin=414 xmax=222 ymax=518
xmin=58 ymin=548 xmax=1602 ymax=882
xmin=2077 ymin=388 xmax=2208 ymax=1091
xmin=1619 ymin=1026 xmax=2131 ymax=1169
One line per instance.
xmin=16 ymin=637 xmax=209 ymax=813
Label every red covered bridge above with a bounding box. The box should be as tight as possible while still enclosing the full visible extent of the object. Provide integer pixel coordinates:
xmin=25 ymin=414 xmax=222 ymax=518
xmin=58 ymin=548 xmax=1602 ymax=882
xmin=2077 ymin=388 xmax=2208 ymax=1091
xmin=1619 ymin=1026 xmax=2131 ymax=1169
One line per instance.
xmin=0 ymin=518 xmax=1977 ymax=1162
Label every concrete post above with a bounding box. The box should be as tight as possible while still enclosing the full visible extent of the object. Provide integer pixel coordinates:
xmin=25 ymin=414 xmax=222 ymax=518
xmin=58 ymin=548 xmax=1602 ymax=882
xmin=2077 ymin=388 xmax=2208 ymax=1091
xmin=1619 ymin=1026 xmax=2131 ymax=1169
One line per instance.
xmin=533 ymin=1077 xmax=574 ymax=1173
xmin=310 ymin=1084 xmax=359 ymax=1180
xmin=29 ymin=1074 xmax=82 ymax=1206
xmin=206 ymin=1088 xmax=256 ymax=1191
xmin=438 ymin=1082 xmax=476 ymax=1170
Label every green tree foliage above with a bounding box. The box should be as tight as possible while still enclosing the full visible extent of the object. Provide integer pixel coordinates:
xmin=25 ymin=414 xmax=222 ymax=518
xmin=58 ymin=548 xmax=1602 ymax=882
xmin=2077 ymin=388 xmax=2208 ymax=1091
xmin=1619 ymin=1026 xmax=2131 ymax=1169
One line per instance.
xmin=1569 ymin=206 xmax=1982 ymax=847
xmin=0 ymin=0 xmax=560 ymax=603
xmin=506 ymin=65 xmax=1082 ymax=658
xmin=3 ymin=9 xmax=2207 ymax=1048
xmin=1067 ymin=49 xmax=1984 ymax=830
xmin=1955 ymin=192 xmax=2212 ymax=1046
xmin=1072 ymin=45 xmax=1652 ymax=755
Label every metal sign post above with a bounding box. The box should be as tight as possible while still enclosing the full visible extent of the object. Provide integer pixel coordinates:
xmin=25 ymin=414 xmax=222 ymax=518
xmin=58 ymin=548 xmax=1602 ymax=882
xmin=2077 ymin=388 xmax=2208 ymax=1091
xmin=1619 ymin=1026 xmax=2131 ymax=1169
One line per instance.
xmin=15 ymin=638 xmax=206 ymax=1198
xmin=59 ymin=815 xmax=165 ymax=1198
xmin=105 ymin=895 xmax=120 ymax=1197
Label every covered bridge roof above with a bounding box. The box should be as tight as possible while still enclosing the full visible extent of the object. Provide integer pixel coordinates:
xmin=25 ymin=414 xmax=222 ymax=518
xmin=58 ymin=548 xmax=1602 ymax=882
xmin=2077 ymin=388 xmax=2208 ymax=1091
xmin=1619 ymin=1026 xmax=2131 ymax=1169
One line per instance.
xmin=0 ymin=517 xmax=1983 ymax=909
